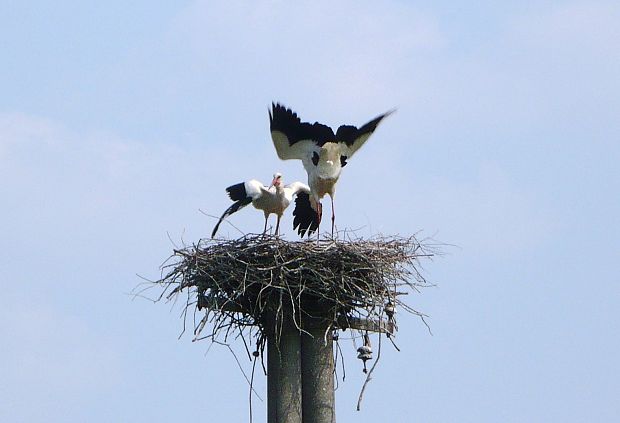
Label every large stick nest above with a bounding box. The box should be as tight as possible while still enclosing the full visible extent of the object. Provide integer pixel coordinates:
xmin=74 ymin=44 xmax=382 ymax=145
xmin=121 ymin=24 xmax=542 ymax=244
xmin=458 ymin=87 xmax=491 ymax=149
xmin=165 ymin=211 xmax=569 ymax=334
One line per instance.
xmin=153 ymin=233 xmax=436 ymax=347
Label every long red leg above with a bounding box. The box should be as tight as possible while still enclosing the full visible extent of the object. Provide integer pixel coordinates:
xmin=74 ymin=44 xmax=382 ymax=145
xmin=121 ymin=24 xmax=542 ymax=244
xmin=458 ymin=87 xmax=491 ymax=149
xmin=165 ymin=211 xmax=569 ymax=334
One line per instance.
xmin=316 ymin=202 xmax=322 ymax=242
xmin=330 ymin=196 xmax=335 ymax=238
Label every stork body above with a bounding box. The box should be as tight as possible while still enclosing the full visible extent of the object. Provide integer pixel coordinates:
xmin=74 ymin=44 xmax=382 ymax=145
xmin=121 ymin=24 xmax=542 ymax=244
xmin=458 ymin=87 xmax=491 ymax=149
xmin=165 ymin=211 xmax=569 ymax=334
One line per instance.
xmin=211 ymin=173 xmax=312 ymax=238
xmin=269 ymin=103 xmax=393 ymax=237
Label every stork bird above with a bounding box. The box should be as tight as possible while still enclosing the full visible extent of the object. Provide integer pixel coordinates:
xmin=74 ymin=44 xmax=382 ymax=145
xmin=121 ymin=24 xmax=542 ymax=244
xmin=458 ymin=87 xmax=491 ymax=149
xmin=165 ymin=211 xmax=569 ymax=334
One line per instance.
xmin=211 ymin=173 xmax=313 ymax=238
xmin=269 ymin=103 xmax=393 ymax=237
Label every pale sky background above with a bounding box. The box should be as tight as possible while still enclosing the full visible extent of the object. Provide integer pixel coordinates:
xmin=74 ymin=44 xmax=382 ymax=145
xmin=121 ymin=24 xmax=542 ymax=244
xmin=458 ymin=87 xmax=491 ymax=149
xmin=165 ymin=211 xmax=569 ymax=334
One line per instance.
xmin=1 ymin=1 xmax=619 ymax=422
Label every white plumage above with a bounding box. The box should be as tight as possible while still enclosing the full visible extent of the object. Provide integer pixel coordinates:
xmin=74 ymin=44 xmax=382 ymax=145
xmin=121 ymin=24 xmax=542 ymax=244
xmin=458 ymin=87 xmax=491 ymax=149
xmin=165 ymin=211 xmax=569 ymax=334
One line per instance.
xmin=269 ymin=103 xmax=393 ymax=237
xmin=211 ymin=173 xmax=312 ymax=238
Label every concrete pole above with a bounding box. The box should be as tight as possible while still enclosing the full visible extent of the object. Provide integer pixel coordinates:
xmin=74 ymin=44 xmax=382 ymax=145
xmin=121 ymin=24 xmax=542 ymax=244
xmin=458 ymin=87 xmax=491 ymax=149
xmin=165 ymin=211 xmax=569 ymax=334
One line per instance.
xmin=267 ymin=313 xmax=302 ymax=423
xmin=301 ymin=326 xmax=336 ymax=423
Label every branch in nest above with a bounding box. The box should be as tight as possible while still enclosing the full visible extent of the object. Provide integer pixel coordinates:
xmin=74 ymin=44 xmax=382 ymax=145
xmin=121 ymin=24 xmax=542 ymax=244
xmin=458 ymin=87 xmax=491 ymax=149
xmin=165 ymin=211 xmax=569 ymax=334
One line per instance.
xmin=152 ymin=233 xmax=436 ymax=349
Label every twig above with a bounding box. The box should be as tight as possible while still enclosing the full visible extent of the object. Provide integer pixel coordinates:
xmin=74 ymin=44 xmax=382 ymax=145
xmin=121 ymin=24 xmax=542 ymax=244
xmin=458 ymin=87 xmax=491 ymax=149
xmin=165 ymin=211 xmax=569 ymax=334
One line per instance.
xmin=213 ymin=341 xmax=263 ymax=402
xmin=356 ymin=331 xmax=382 ymax=411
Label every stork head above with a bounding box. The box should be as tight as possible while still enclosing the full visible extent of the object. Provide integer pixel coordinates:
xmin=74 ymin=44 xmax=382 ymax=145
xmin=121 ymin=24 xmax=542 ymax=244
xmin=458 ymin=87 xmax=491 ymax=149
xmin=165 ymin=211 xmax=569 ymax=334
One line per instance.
xmin=270 ymin=172 xmax=283 ymax=188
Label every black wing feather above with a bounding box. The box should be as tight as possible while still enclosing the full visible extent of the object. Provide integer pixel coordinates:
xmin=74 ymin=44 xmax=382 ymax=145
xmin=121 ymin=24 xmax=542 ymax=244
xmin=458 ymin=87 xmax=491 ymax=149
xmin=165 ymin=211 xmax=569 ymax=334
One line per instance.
xmin=211 ymin=197 xmax=252 ymax=238
xmin=335 ymin=112 xmax=392 ymax=146
xmin=292 ymin=192 xmax=320 ymax=237
xmin=226 ymin=182 xmax=247 ymax=202
xmin=270 ymin=103 xmax=335 ymax=146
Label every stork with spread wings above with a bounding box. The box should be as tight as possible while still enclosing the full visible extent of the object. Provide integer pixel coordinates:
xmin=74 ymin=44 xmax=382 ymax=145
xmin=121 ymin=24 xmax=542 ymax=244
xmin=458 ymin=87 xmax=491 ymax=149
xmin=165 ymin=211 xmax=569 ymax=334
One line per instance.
xmin=269 ymin=103 xmax=393 ymax=237
xmin=211 ymin=173 xmax=313 ymax=238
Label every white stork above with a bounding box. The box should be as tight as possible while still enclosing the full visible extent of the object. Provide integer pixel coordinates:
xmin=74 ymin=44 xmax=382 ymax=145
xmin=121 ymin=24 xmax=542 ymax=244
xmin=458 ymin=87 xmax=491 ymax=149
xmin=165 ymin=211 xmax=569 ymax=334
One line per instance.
xmin=211 ymin=173 xmax=313 ymax=238
xmin=269 ymin=103 xmax=393 ymax=237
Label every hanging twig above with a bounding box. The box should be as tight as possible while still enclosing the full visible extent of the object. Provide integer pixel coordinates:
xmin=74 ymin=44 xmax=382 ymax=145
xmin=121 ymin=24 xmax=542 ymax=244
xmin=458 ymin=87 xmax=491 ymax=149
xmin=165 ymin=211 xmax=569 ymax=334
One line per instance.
xmin=356 ymin=330 xmax=383 ymax=411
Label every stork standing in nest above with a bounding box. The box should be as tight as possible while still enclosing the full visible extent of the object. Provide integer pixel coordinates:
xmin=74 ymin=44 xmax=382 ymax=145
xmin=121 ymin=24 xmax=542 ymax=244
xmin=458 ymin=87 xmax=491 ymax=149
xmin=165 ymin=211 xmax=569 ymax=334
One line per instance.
xmin=269 ymin=103 xmax=393 ymax=237
xmin=211 ymin=173 xmax=314 ymax=238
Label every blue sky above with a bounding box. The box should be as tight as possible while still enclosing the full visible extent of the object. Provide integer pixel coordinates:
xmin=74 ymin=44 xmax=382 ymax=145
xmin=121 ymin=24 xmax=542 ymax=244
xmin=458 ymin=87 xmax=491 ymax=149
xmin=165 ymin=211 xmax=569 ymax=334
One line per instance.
xmin=1 ymin=1 xmax=619 ymax=422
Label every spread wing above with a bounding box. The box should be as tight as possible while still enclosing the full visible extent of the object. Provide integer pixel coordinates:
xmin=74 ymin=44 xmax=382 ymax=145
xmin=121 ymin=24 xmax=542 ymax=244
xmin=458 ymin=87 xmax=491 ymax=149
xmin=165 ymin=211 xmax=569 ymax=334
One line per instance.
xmin=335 ymin=110 xmax=394 ymax=158
xmin=226 ymin=179 xmax=268 ymax=201
xmin=270 ymin=103 xmax=335 ymax=161
xmin=212 ymin=179 xmax=268 ymax=238
xmin=284 ymin=181 xmax=311 ymax=196
xmin=211 ymin=197 xmax=252 ymax=238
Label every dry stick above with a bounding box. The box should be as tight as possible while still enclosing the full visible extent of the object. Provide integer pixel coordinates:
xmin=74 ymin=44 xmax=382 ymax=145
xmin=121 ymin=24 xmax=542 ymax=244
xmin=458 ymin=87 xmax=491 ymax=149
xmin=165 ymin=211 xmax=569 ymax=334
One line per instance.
xmin=333 ymin=336 xmax=347 ymax=388
xmin=213 ymin=341 xmax=264 ymax=402
xmin=239 ymin=326 xmax=254 ymax=361
xmin=386 ymin=327 xmax=401 ymax=352
xmin=356 ymin=329 xmax=383 ymax=411
xmin=333 ymin=337 xmax=340 ymax=391
xmin=249 ymin=355 xmax=258 ymax=423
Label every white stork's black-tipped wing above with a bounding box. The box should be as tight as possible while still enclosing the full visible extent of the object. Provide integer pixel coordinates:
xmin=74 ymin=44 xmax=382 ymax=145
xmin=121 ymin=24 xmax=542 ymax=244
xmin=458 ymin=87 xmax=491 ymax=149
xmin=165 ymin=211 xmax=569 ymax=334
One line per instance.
xmin=335 ymin=110 xmax=394 ymax=157
xmin=270 ymin=103 xmax=334 ymax=161
xmin=270 ymin=103 xmax=393 ymax=163
xmin=211 ymin=180 xmax=267 ymax=238
xmin=292 ymin=192 xmax=320 ymax=237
